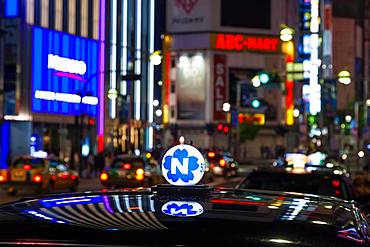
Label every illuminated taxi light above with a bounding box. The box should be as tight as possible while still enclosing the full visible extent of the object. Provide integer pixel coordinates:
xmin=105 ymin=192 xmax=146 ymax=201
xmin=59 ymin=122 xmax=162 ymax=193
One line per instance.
xmin=208 ymin=152 xmax=215 ymax=158
xmin=100 ymin=173 xmax=109 ymax=181
xmin=161 ymin=144 xmax=206 ymax=186
xmin=32 ymin=175 xmax=42 ymax=183
xmin=145 ymin=152 xmax=152 ymax=159
xmin=0 ymin=175 xmax=6 ymax=182
xmin=219 ymin=159 xmax=226 ymax=167
xmin=136 ymin=168 xmax=144 ymax=176
xmin=23 ymin=164 xmax=31 ymax=170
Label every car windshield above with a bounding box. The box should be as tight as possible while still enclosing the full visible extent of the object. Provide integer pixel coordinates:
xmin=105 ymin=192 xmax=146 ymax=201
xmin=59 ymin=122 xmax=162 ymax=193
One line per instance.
xmin=12 ymin=158 xmax=45 ymax=169
xmin=239 ymin=172 xmax=349 ymax=199
xmin=111 ymin=158 xmax=145 ymax=169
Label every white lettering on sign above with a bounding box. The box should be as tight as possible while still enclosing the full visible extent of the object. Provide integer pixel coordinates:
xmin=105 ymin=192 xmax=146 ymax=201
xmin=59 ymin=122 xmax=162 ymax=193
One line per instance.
xmin=213 ymin=55 xmax=227 ymax=120
xmin=215 ymin=62 xmax=225 ymax=112
xmin=171 ymin=158 xmax=189 ymax=175
xmin=47 ymin=54 xmax=87 ymax=75
xmin=34 ymin=90 xmax=98 ymax=105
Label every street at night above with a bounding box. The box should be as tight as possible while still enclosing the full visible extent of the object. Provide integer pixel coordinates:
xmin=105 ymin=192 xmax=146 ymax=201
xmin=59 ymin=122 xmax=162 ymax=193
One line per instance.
xmin=0 ymin=0 xmax=370 ymax=246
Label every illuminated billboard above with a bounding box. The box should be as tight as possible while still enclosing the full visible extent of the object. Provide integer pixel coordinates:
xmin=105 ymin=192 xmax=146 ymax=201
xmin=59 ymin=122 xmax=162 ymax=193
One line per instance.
xmin=211 ymin=33 xmax=281 ymax=53
xmin=32 ymin=26 xmax=99 ymax=116
xmin=176 ymin=53 xmax=206 ymax=120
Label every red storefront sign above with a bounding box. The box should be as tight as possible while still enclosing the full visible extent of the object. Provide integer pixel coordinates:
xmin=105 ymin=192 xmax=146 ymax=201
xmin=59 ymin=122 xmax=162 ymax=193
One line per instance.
xmin=214 ymin=55 xmax=227 ymax=120
xmin=211 ymin=33 xmax=280 ymax=53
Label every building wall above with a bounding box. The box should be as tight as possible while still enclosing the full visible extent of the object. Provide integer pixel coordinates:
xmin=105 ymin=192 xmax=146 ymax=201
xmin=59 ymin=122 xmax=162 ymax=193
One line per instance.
xmin=332 ymin=17 xmax=356 ymax=110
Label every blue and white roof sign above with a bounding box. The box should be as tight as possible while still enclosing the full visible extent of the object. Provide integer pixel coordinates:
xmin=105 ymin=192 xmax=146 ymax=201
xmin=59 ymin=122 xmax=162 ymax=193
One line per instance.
xmin=161 ymin=201 xmax=204 ymax=217
xmin=161 ymin=144 xmax=206 ymax=186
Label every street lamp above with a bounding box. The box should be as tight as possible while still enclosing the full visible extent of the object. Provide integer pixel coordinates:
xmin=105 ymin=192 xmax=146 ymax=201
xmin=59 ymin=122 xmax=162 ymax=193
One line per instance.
xmin=338 ymin=70 xmax=351 ymax=85
xmin=293 ymin=108 xmax=300 ymax=118
xmin=153 ymin=99 xmax=159 ymax=107
xmin=150 ymin=50 xmax=162 ymax=66
xmin=280 ymin=27 xmax=295 ymax=42
xmin=222 ymin=102 xmax=231 ymax=112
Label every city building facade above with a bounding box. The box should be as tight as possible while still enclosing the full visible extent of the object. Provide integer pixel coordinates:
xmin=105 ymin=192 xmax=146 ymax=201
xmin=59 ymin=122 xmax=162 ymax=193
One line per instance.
xmin=162 ymin=0 xmax=300 ymax=158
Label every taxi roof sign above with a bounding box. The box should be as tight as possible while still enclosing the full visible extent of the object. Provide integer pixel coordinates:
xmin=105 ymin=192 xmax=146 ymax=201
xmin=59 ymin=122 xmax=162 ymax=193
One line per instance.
xmin=161 ymin=144 xmax=206 ymax=186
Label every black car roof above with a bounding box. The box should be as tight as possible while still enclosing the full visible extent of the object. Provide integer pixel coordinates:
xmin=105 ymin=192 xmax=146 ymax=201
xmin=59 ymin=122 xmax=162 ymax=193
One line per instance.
xmin=0 ymin=188 xmax=367 ymax=246
xmin=251 ymin=166 xmax=347 ymax=176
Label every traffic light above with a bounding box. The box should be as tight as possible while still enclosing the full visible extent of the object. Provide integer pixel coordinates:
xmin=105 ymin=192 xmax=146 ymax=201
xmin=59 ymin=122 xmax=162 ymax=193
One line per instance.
xmin=223 ymin=125 xmax=230 ymax=134
xmin=217 ymin=123 xmax=223 ymax=132
xmin=307 ymin=115 xmax=318 ymax=127
xmin=258 ymin=72 xmax=270 ymax=84
xmin=251 ymin=99 xmax=261 ymax=108
xmin=341 ymin=121 xmax=351 ymax=135
xmin=216 ymin=123 xmax=230 ymax=134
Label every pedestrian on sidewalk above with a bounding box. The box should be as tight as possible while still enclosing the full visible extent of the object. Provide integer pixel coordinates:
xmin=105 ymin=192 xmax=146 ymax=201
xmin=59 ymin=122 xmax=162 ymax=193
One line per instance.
xmin=104 ymin=152 xmax=113 ymax=170
xmin=86 ymin=152 xmax=95 ymax=178
xmin=95 ymin=151 xmax=105 ymax=175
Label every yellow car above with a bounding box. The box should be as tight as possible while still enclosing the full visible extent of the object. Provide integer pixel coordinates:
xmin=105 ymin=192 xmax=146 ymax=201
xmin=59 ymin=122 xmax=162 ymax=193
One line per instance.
xmin=0 ymin=157 xmax=79 ymax=195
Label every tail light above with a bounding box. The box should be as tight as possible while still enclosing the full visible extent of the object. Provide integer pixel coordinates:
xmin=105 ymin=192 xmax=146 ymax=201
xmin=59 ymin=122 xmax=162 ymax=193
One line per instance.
xmin=123 ymin=163 xmax=131 ymax=170
xmin=32 ymin=175 xmax=42 ymax=183
xmin=135 ymin=168 xmax=144 ymax=181
xmin=23 ymin=164 xmax=31 ymax=171
xmin=210 ymin=163 xmax=215 ymax=168
xmin=219 ymin=159 xmax=226 ymax=167
xmin=332 ymin=180 xmax=340 ymax=187
xmin=100 ymin=173 xmax=109 ymax=181
xmin=0 ymin=174 xmax=6 ymax=183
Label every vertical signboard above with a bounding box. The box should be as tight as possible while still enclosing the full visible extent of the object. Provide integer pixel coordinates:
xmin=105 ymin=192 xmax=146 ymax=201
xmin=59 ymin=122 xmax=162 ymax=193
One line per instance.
xmin=214 ymin=54 xmax=227 ymax=120
xmin=176 ymin=54 xmax=206 ymax=120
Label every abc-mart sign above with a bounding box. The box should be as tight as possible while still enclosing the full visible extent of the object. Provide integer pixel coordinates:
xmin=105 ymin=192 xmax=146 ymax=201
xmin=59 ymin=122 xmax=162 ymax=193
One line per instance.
xmin=210 ymin=33 xmax=282 ymax=53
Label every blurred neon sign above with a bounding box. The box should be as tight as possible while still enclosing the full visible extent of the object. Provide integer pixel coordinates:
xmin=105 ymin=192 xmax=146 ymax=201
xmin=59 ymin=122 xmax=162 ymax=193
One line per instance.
xmin=32 ymin=26 xmax=99 ymax=116
xmin=34 ymin=90 xmax=98 ymax=105
xmin=212 ymin=33 xmax=280 ymax=52
xmin=48 ymin=54 xmax=87 ymax=75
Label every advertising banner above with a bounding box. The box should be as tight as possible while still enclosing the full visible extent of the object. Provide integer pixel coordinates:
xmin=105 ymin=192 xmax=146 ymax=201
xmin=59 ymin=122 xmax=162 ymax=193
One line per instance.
xmin=214 ymin=54 xmax=227 ymax=120
xmin=176 ymin=54 xmax=206 ymax=120
xmin=166 ymin=0 xmax=211 ymax=33
xmin=32 ymin=26 xmax=99 ymax=116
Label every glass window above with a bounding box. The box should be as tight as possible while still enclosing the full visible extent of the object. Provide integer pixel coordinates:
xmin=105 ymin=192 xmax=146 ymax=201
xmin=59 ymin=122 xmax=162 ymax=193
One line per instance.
xmin=111 ymin=158 xmax=144 ymax=169
xmin=12 ymin=158 xmax=45 ymax=169
xmin=240 ymin=173 xmax=349 ymax=199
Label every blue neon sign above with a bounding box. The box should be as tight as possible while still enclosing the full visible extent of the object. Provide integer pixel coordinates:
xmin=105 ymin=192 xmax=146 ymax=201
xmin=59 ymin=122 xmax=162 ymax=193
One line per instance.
xmin=5 ymin=0 xmax=19 ymax=17
xmin=32 ymin=27 xmax=99 ymax=116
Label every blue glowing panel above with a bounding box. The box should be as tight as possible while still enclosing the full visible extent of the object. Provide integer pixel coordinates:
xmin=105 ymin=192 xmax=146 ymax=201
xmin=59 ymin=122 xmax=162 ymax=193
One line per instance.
xmin=0 ymin=121 xmax=10 ymax=169
xmin=32 ymin=26 xmax=99 ymax=116
xmin=5 ymin=0 xmax=19 ymax=17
